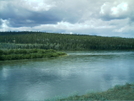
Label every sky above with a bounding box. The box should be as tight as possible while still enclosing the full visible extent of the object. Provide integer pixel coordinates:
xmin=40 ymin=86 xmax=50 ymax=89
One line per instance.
xmin=0 ymin=0 xmax=134 ymax=38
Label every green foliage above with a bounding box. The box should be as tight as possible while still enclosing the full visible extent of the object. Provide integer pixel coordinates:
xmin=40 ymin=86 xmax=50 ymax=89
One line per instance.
xmin=0 ymin=31 xmax=134 ymax=50
xmin=59 ymin=83 xmax=134 ymax=101
xmin=0 ymin=49 xmax=66 ymax=61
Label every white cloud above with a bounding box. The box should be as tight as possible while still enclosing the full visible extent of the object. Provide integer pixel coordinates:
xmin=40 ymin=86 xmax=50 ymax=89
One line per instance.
xmin=100 ymin=2 xmax=111 ymax=15
xmin=100 ymin=1 xmax=130 ymax=19
xmin=0 ymin=19 xmax=10 ymax=31
xmin=22 ymin=0 xmax=55 ymax=11
xmin=111 ymin=2 xmax=128 ymax=15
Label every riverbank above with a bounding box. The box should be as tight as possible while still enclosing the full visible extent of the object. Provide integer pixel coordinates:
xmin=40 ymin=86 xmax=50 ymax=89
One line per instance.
xmin=0 ymin=49 xmax=66 ymax=61
xmin=59 ymin=83 xmax=134 ymax=101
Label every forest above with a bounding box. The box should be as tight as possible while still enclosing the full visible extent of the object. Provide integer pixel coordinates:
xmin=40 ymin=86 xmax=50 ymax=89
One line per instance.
xmin=0 ymin=31 xmax=134 ymax=50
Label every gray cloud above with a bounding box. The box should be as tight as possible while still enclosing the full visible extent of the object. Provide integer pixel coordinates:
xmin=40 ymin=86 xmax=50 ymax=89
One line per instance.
xmin=0 ymin=0 xmax=134 ymax=37
xmin=0 ymin=1 xmax=61 ymax=27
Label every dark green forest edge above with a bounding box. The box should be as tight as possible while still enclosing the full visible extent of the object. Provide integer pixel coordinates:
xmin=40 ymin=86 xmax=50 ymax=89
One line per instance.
xmin=58 ymin=83 xmax=134 ymax=101
xmin=0 ymin=49 xmax=66 ymax=61
xmin=0 ymin=31 xmax=134 ymax=50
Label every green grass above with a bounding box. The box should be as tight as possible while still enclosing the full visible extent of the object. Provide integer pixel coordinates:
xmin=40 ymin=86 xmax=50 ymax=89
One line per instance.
xmin=0 ymin=49 xmax=66 ymax=61
xmin=59 ymin=83 xmax=134 ymax=101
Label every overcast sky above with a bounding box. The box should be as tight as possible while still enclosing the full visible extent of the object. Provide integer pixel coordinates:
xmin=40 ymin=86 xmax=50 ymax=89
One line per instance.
xmin=0 ymin=0 xmax=134 ymax=37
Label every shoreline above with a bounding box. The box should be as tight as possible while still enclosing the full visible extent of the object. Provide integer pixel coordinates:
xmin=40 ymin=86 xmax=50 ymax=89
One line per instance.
xmin=59 ymin=83 xmax=134 ymax=101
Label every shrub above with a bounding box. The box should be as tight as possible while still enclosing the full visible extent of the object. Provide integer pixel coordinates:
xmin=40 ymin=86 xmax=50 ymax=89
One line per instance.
xmin=0 ymin=49 xmax=66 ymax=60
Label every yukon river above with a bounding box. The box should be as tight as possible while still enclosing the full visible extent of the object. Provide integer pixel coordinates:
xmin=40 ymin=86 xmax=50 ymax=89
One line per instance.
xmin=0 ymin=51 xmax=134 ymax=101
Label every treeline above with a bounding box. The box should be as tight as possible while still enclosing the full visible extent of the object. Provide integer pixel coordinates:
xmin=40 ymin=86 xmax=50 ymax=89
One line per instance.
xmin=0 ymin=49 xmax=66 ymax=61
xmin=0 ymin=31 xmax=134 ymax=50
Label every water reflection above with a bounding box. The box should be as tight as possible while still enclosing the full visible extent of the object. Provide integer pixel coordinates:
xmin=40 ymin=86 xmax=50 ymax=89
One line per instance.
xmin=0 ymin=51 xmax=134 ymax=100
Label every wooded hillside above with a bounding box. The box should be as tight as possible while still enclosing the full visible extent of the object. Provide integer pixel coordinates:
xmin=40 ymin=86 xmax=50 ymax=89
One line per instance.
xmin=0 ymin=31 xmax=134 ymax=50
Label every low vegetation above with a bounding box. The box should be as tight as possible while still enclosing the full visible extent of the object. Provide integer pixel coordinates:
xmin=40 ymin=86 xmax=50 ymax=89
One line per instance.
xmin=0 ymin=49 xmax=66 ymax=61
xmin=59 ymin=83 xmax=134 ymax=101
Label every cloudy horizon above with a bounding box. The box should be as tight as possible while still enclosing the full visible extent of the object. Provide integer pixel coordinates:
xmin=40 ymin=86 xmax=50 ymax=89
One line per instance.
xmin=0 ymin=0 xmax=134 ymax=38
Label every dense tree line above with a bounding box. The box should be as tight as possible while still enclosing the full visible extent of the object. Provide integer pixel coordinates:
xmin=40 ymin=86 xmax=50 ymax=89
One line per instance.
xmin=0 ymin=49 xmax=66 ymax=61
xmin=0 ymin=31 xmax=134 ymax=50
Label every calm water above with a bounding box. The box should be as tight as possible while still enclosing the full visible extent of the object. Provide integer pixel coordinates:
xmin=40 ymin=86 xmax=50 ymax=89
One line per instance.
xmin=0 ymin=51 xmax=134 ymax=101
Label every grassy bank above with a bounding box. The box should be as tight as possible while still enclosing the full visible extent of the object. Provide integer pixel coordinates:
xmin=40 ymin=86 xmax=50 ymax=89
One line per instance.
xmin=0 ymin=49 xmax=66 ymax=61
xmin=59 ymin=83 xmax=134 ymax=101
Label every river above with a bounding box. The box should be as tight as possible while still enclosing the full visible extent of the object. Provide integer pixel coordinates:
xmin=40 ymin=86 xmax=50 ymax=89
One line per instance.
xmin=0 ymin=51 xmax=134 ymax=101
